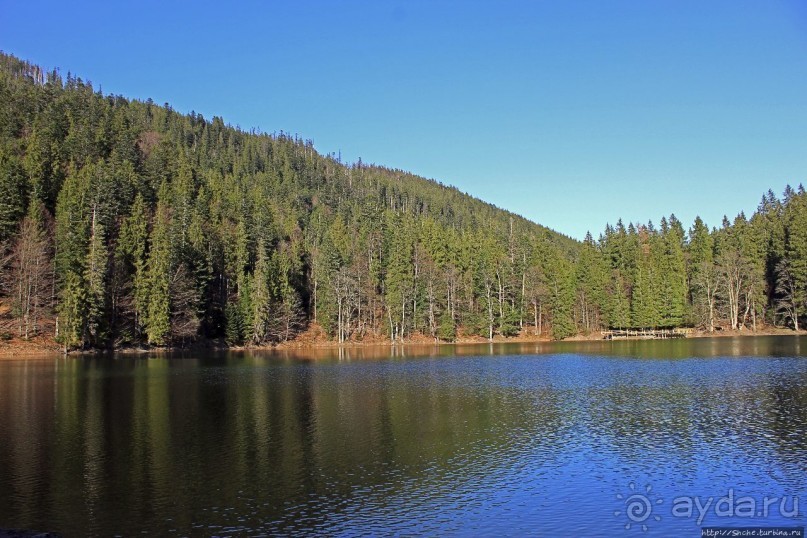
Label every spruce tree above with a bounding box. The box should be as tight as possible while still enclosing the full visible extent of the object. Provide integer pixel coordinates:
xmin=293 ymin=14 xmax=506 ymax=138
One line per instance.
xmin=84 ymin=207 xmax=107 ymax=345
xmin=250 ymin=238 xmax=272 ymax=343
xmin=659 ymin=216 xmax=687 ymax=327
xmin=54 ymin=165 xmax=91 ymax=350
xmin=688 ymin=216 xmax=718 ymax=331
xmin=782 ymin=192 xmax=807 ymax=329
xmin=0 ymin=145 xmax=27 ymax=243
xmin=145 ymin=186 xmax=172 ymax=345
xmin=117 ymin=194 xmax=150 ymax=338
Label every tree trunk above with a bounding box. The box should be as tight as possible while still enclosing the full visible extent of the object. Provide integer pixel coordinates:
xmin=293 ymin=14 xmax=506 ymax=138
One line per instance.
xmin=486 ymin=282 xmax=494 ymax=341
xmin=538 ymin=304 xmax=543 ymax=336
xmin=496 ymin=270 xmax=504 ymax=327
xmin=401 ymin=296 xmax=406 ymax=342
xmin=337 ymin=296 xmax=343 ymax=343
xmin=534 ymin=301 xmax=538 ymax=334
xmin=520 ymin=265 xmax=526 ymax=329
xmin=313 ymin=278 xmax=318 ymax=323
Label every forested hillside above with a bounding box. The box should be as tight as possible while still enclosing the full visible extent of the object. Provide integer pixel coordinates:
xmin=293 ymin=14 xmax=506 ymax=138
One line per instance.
xmin=580 ymin=195 xmax=807 ymax=334
xmin=1 ymin=53 xmax=805 ymax=351
xmin=0 ymin=53 xmax=580 ymax=350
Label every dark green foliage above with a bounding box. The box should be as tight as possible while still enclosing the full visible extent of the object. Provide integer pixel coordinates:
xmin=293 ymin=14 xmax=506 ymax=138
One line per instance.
xmin=84 ymin=208 xmax=107 ymax=345
xmin=0 ymin=53 xmax=585 ymax=346
xmin=116 ymin=193 xmax=150 ymax=340
xmin=0 ymin=144 xmax=27 ymax=243
xmin=575 ymin=232 xmax=609 ymax=333
xmin=597 ymin=203 xmax=791 ymax=332
xmin=225 ymin=302 xmax=244 ymax=345
xmin=2 ymin=52 xmax=806 ymax=348
xmin=145 ymin=190 xmax=171 ymax=345
xmin=779 ymin=190 xmax=807 ymax=329
xmin=54 ymin=164 xmax=92 ymax=349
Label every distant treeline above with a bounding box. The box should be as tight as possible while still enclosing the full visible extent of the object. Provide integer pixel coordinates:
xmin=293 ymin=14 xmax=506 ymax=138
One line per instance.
xmin=0 ymin=53 xmax=804 ymax=350
xmin=581 ymin=194 xmax=806 ymax=334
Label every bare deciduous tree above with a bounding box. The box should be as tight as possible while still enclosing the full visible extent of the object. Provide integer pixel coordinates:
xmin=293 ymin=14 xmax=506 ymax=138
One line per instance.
xmin=3 ymin=213 xmax=53 ymax=339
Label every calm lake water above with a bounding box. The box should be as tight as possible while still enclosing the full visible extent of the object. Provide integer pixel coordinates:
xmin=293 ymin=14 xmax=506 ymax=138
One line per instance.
xmin=1 ymin=337 xmax=806 ymax=537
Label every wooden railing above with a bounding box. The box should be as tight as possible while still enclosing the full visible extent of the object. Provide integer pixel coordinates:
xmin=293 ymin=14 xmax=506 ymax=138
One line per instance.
xmin=600 ymin=328 xmax=692 ymax=340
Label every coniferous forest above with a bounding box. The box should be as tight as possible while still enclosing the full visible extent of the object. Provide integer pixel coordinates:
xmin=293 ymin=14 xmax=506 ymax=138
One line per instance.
xmin=1 ymin=52 xmax=806 ymax=350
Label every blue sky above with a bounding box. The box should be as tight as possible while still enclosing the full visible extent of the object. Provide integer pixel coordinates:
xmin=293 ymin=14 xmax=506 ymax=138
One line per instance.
xmin=2 ymin=0 xmax=807 ymax=239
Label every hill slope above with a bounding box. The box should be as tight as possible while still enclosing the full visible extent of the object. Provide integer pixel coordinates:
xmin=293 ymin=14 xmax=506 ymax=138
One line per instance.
xmin=0 ymin=53 xmax=580 ymax=349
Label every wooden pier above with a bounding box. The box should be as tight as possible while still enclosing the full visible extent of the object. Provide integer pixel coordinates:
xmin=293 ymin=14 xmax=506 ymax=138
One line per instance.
xmin=601 ymin=328 xmax=692 ymax=340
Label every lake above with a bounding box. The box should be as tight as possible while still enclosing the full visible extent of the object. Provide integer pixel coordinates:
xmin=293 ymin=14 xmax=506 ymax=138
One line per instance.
xmin=1 ymin=337 xmax=806 ymax=536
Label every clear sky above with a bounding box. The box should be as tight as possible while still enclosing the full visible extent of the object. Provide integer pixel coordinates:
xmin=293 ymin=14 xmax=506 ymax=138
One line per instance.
xmin=2 ymin=0 xmax=807 ymax=239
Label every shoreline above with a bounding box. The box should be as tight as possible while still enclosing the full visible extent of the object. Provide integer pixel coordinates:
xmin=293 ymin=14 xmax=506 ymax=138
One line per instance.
xmin=1 ymin=326 xmax=805 ymax=358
